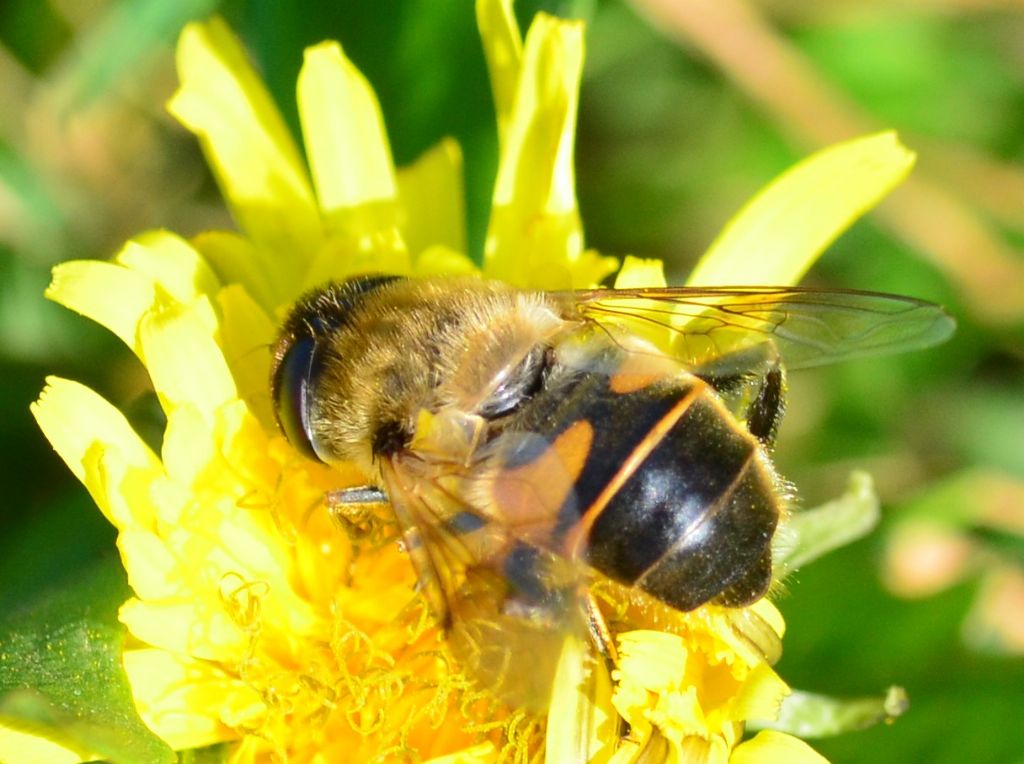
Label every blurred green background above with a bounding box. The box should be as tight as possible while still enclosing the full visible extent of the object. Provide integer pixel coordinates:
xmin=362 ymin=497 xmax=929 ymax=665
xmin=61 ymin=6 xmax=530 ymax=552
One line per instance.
xmin=1 ymin=0 xmax=1023 ymax=762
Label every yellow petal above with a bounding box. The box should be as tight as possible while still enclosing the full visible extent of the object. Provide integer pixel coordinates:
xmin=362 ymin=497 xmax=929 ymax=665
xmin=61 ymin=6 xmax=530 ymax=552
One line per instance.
xmin=494 ymin=13 xmax=582 ymax=218
xmin=413 ymin=245 xmax=480 ymax=278
xmin=614 ymin=255 xmax=667 ymax=289
xmin=300 ymin=234 xmax=412 ymax=292
xmin=476 ymin=0 xmax=522 ymax=142
xmin=115 ymin=230 xmax=220 ymax=305
xmin=216 ymin=284 xmax=278 ymax=430
xmin=83 ymin=445 xmax=166 ymax=533
xmin=484 ymin=13 xmax=586 ymax=289
xmin=398 ymin=138 xmax=467 ymax=257
xmin=732 ymin=662 xmax=790 ymax=722
xmin=49 ymin=232 xmax=222 ymax=359
xmin=423 ymin=742 xmax=498 ymax=764
xmin=297 ymin=41 xmax=398 ymax=224
xmin=730 ymin=730 xmax=828 ymax=764
xmin=0 ymin=720 xmax=95 ymax=764
xmin=750 ymin=599 xmax=786 ymax=640
xmin=159 ymin=404 xmax=217 ymax=489
xmin=615 ymin=630 xmax=687 ymax=693
xmin=192 ymin=231 xmax=281 ymax=315
xmin=568 ymin=249 xmax=620 ymax=290
xmin=545 ymin=634 xmax=617 ymax=764
xmin=117 ymin=529 xmax=185 ymax=601
xmin=212 ymin=400 xmax=283 ymax=497
xmin=688 ymin=132 xmax=915 ymax=287
xmin=169 ymin=18 xmax=322 ymax=265
xmin=138 ymin=300 xmax=237 ymax=420
xmin=31 ymin=378 xmax=161 ymax=528
xmin=123 ymin=648 xmax=262 ymax=751
xmin=602 ymin=254 xmax=678 ymax=354
xmin=119 ymin=598 xmax=248 ymax=664
xmin=46 ymin=260 xmax=155 ymax=354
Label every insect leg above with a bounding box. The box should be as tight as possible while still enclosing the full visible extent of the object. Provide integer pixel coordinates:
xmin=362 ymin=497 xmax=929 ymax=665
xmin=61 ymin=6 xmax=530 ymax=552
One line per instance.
xmin=699 ymin=358 xmax=786 ymax=446
xmin=325 ymin=485 xmax=393 ymax=540
xmin=580 ymin=589 xmax=619 ymax=666
xmin=579 ymin=590 xmax=630 ymax=741
xmin=695 ymin=338 xmax=786 ymax=447
xmin=327 ymin=485 xmax=388 ymax=504
xmin=743 ymin=362 xmax=786 ymax=447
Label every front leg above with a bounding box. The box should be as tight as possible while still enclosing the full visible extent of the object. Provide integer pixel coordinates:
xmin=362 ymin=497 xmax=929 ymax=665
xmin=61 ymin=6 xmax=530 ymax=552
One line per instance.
xmin=326 ymin=485 xmax=392 ymax=540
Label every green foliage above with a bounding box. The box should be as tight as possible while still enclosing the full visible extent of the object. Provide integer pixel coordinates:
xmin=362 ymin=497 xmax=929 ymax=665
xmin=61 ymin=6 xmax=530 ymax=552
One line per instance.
xmin=0 ymin=560 xmax=174 ymax=764
xmin=780 ymin=535 xmax=1024 ymax=764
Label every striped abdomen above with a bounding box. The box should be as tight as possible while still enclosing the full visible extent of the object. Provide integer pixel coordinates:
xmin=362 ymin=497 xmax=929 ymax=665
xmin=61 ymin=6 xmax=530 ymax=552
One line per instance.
xmin=492 ymin=368 xmax=780 ymax=612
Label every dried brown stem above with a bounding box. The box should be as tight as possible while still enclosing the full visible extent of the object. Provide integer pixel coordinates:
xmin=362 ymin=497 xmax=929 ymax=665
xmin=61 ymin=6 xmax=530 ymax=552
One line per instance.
xmin=631 ymin=0 xmax=1024 ymax=323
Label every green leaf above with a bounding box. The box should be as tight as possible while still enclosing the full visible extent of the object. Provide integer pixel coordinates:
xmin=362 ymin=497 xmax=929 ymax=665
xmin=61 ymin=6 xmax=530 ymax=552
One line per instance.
xmin=50 ymin=0 xmax=220 ymax=112
xmin=179 ymin=743 xmax=231 ymax=763
xmin=0 ymin=491 xmax=116 ymax=614
xmin=0 ymin=559 xmax=174 ymax=764
xmin=774 ymin=471 xmax=880 ymax=579
xmin=0 ymin=145 xmax=66 ymax=257
xmin=751 ymin=686 xmax=909 ymax=738
xmin=0 ymin=0 xmax=71 ymax=72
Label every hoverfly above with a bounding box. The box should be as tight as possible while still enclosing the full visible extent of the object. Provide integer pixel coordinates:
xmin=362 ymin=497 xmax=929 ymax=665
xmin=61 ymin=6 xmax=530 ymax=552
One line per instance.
xmin=270 ymin=275 xmax=953 ymax=709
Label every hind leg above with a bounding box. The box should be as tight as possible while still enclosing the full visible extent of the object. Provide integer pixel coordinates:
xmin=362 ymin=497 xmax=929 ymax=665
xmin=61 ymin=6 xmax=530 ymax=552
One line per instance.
xmin=701 ymin=359 xmax=786 ymax=447
xmin=744 ymin=363 xmax=786 ymax=447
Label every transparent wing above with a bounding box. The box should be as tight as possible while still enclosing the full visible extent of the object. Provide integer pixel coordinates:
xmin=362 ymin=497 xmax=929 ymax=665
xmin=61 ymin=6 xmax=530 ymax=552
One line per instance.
xmin=555 ymin=286 xmax=955 ymax=375
xmin=380 ymin=452 xmax=586 ymax=712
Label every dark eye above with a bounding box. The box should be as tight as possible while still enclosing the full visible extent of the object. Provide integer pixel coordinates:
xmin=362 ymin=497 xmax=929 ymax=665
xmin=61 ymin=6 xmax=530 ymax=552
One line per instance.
xmin=273 ymin=336 xmax=326 ymax=463
xmin=478 ymin=345 xmax=549 ymax=419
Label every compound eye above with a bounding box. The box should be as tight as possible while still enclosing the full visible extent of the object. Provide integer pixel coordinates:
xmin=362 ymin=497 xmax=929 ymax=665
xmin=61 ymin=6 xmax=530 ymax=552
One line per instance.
xmin=273 ymin=336 xmax=325 ymax=463
xmin=478 ymin=345 xmax=549 ymax=419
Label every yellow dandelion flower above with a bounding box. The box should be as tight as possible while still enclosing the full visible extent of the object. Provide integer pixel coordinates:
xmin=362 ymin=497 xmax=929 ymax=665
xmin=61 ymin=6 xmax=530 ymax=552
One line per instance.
xmin=21 ymin=0 xmax=921 ymax=762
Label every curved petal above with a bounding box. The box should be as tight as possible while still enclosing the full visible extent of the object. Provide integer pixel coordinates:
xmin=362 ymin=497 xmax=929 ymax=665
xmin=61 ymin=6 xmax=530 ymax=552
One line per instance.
xmin=215 ymin=284 xmax=278 ymax=429
xmin=300 ymin=233 xmax=412 ymax=291
xmin=477 ymin=0 xmax=522 ymax=143
xmin=31 ymin=378 xmax=162 ymax=529
xmin=169 ymin=18 xmax=322 ymax=265
xmin=115 ymin=230 xmax=221 ymax=305
xmin=191 ymin=231 xmax=280 ymax=314
xmin=544 ymin=634 xmax=617 ymax=764
xmin=614 ymin=255 xmax=668 ymax=289
xmin=413 ymin=245 xmax=479 ymax=277
xmin=138 ymin=300 xmax=237 ymax=421
xmin=118 ymin=529 xmax=188 ymax=601
xmin=484 ymin=13 xmax=589 ymax=289
xmin=46 ymin=260 xmax=155 ymax=354
xmin=732 ymin=662 xmax=790 ymax=722
xmin=47 ymin=232 xmax=225 ymax=358
xmin=122 ymin=648 xmax=262 ymax=751
xmin=398 ymin=138 xmax=467 ymax=257
xmin=730 ymin=730 xmax=828 ymax=764
xmin=119 ymin=598 xmax=248 ymax=664
xmin=689 ymin=132 xmax=915 ymax=287
xmin=83 ymin=446 xmax=164 ymax=535
xmin=0 ymin=721 xmax=94 ymax=764
xmin=297 ymin=41 xmax=399 ymax=226
xmin=423 ymin=742 xmax=499 ymax=764
xmin=567 ymin=249 xmax=620 ymax=290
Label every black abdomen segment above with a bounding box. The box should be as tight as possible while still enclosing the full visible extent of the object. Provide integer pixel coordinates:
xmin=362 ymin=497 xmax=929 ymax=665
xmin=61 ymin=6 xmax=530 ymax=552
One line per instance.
xmin=584 ymin=388 xmax=778 ymax=610
xmin=507 ymin=370 xmax=778 ymax=611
